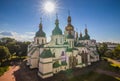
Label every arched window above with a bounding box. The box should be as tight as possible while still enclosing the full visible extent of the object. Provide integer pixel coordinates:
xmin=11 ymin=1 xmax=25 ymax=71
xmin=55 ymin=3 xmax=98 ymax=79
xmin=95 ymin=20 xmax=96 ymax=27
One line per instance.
xmin=56 ymin=39 xmax=57 ymax=44
xmin=42 ymin=39 xmax=44 ymax=44
xmin=37 ymin=39 xmax=39 ymax=44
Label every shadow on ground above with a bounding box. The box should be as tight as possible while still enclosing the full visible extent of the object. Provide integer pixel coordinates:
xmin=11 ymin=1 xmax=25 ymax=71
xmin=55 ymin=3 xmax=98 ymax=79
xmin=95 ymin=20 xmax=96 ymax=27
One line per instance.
xmin=13 ymin=60 xmax=101 ymax=81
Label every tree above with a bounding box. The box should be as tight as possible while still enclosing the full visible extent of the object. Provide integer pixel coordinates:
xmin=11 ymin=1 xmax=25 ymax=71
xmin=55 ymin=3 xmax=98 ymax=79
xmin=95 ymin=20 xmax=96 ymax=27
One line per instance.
xmin=104 ymin=50 xmax=113 ymax=58
xmin=98 ymin=43 xmax=108 ymax=58
xmin=0 ymin=46 xmax=10 ymax=66
xmin=112 ymin=44 xmax=120 ymax=59
xmin=6 ymin=42 xmax=17 ymax=54
xmin=0 ymin=37 xmax=31 ymax=57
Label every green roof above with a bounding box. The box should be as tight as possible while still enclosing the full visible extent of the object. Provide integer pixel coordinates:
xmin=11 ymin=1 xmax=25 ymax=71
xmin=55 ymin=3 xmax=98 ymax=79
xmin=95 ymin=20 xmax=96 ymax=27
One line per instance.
xmin=64 ymin=41 xmax=69 ymax=45
xmin=61 ymin=61 xmax=67 ymax=66
xmin=67 ymin=34 xmax=74 ymax=39
xmin=66 ymin=48 xmax=73 ymax=52
xmin=53 ymin=61 xmax=61 ymax=68
xmin=83 ymin=34 xmax=90 ymax=40
xmin=40 ymin=49 xmax=53 ymax=58
xmin=35 ymin=29 xmax=46 ymax=37
xmin=52 ymin=26 xmax=62 ymax=35
xmin=79 ymin=37 xmax=84 ymax=40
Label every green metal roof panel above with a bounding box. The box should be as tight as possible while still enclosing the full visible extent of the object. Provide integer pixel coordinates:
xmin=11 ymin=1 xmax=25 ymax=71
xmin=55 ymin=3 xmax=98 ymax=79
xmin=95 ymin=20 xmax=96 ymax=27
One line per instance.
xmin=66 ymin=48 xmax=73 ymax=52
xmin=40 ymin=49 xmax=53 ymax=58
xmin=83 ymin=34 xmax=90 ymax=40
xmin=53 ymin=61 xmax=61 ymax=68
xmin=67 ymin=34 xmax=74 ymax=39
xmin=61 ymin=61 xmax=67 ymax=66
xmin=35 ymin=29 xmax=46 ymax=37
xmin=52 ymin=26 xmax=62 ymax=35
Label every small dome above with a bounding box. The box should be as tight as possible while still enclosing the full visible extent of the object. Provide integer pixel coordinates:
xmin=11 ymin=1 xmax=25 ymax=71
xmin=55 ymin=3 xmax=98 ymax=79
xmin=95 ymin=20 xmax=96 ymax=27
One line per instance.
xmin=52 ymin=26 xmax=62 ymax=35
xmin=35 ymin=18 xmax=46 ymax=37
xmin=65 ymin=15 xmax=74 ymax=31
xmin=52 ymin=16 xmax=62 ymax=35
xmin=84 ymin=34 xmax=90 ymax=40
xmin=67 ymin=33 xmax=74 ymax=39
xmin=35 ymin=29 xmax=46 ymax=37
xmin=65 ymin=24 xmax=74 ymax=31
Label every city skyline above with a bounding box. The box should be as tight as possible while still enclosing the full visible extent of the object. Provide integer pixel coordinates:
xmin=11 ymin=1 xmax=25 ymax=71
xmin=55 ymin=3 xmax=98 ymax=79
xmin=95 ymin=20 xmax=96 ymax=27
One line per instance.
xmin=0 ymin=0 xmax=120 ymax=43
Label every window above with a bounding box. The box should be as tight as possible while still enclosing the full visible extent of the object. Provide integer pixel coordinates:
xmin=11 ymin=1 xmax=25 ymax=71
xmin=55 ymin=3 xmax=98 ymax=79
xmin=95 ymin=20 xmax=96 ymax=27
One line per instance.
xmin=42 ymin=39 xmax=44 ymax=44
xmin=56 ymin=39 xmax=57 ymax=44
xmin=37 ymin=39 xmax=39 ymax=44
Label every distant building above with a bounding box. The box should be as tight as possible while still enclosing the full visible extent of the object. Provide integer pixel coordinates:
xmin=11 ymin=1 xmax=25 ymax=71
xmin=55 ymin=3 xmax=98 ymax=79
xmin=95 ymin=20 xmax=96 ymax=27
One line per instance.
xmin=27 ymin=14 xmax=99 ymax=78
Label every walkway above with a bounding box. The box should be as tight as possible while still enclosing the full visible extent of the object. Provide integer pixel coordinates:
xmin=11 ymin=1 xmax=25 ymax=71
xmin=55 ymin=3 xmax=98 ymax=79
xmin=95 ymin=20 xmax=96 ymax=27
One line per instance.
xmin=0 ymin=65 xmax=19 ymax=81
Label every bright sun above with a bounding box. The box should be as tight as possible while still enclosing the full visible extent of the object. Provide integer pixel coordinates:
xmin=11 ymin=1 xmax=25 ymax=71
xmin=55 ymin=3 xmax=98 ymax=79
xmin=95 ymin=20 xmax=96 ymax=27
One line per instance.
xmin=44 ymin=1 xmax=55 ymax=13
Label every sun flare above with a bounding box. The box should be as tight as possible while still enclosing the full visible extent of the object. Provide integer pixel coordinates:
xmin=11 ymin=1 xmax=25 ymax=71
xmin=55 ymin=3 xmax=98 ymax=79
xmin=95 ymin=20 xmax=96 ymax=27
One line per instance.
xmin=44 ymin=1 xmax=55 ymax=13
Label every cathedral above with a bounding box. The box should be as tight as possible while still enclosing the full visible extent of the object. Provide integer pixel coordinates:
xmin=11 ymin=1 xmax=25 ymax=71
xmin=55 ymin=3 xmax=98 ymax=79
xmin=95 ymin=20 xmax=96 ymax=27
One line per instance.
xmin=27 ymin=14 xmax=99 ymax=78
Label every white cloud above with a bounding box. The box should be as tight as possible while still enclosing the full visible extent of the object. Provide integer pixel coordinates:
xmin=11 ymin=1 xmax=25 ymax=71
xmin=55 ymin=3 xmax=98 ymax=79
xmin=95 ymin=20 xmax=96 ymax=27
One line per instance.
xmin=0 ymin=31 xmax=35 ymax=41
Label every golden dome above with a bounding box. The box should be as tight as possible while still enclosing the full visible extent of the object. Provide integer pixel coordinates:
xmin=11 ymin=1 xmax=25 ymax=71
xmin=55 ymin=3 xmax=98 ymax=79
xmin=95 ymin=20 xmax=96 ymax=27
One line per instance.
xmin=65 ymin=15 xmax=74 ymax=31
xmin=65 ymin=24 xmax=74 ymax=31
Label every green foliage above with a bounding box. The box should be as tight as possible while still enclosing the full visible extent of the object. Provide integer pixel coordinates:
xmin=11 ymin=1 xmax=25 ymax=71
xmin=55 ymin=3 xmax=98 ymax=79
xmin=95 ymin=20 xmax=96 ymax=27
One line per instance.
xmin=97 ymin=43 xmax=120 ymax=59
xmin=112 ymin=44 xmax=120 ymax=59
xmin=0 ymin=46 xmax=10 ymax=65
xmin=98 ymin=43 xmax=108 ymax=56
xmin=0 ymin=66 xmax=9 ymax=76
xmin=0 ymin=37 xmax=30 ymax=56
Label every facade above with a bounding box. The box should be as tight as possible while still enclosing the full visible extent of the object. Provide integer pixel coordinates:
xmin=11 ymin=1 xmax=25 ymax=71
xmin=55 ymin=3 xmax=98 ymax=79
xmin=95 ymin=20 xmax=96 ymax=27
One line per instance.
xmin=27 ymin=15 xmax=99 ymax=78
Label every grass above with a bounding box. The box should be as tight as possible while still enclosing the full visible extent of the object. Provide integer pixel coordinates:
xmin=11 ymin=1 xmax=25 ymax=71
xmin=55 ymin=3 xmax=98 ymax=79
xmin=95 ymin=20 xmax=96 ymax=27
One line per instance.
xmin=0 ymin=66 xmax=9 ymax=76
xmin=102 ymin=57 xmax=120 ymax=68
xmin=0 ymin=55 xmax=26 ymax=76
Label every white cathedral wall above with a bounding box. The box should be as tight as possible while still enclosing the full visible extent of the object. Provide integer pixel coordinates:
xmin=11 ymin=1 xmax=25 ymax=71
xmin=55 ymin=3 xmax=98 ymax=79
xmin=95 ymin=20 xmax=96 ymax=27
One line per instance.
xmin=38 ymin=58 xmax=53 ymax=77
xmin=39 ymin=48 xmax=44 ymax=55
xmin=52 ymin=48 xmax=66 ymax=58
xmin=77 ymin=47 xmax=88 ymax=53
xmin=87 ymin=54 xmax=91 ymax=65
xmin=30 ymin=58 xmax=38 ymax=68
xmin=64 ymin=30 xmax=75 ymax=38
xmin=34 ymin=37 xmax=46 ymax=44
xmin=73 ymin=50 xmax=78 ymax=56
xmin=40 ymin=58 xmax=52 ymax=63
xmin=29 ymin=48 xmax=39 ymax=68
xmin=66 ymin=52 xmax=72 ymax=68
xmin=51 ymin=35 xmax=64 ymax=45
xmin=66 ymin=39 xmax=74 ymax=48
xmin=77 ymin=55 xmax=82 ymax=64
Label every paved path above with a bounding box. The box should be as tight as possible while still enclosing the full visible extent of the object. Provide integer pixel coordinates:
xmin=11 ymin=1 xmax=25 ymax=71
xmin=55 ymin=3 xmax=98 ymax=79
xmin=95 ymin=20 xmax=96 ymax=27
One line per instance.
xmin=0 ymin=65 xmax=19 ymax=81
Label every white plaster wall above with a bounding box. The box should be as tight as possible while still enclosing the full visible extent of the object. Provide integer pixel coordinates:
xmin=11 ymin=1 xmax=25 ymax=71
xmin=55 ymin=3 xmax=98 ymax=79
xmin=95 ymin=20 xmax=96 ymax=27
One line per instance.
xmin=30 ymin=59 xmax=39 ymax=68
xmin=34 ymin=37 xmax=46 ymax=44
xmin=66 ymin=39 xmax=74 ymax=48
xmin=52 ymin=48 xmax=66 ymax=58
xmin=40 ymin=58 xmax=52 ymax=63
xmin=39 ymin=58 xmax=53 ymax=78
xmin=77 ymin=55 xmax=82 ymax=64
xmin=30 ymin=48 xmax=40 ymax=68
xmin=51 ymin=35 xmax=64 ymax=45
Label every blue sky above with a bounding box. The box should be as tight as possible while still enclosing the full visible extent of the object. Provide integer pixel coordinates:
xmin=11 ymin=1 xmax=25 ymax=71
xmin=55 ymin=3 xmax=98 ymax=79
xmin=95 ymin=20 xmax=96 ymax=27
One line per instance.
xmin=0 ymin=0 xmax=120 ymax=42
